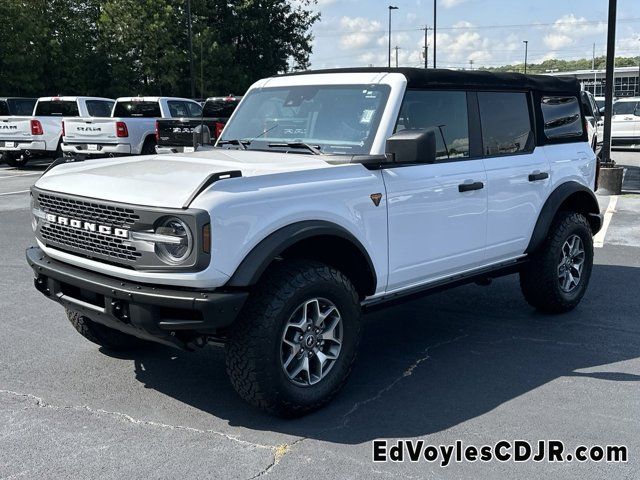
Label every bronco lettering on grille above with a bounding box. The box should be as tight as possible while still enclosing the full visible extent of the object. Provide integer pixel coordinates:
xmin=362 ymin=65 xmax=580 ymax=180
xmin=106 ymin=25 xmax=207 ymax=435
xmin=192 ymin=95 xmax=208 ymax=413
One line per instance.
xmin=44 ymin=213 xmax=129 ymax=239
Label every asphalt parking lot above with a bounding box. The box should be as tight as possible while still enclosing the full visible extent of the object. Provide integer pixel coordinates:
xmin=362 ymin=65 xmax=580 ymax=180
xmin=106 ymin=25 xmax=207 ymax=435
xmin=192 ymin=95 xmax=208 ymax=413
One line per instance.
xmin=1 ymin=154 xmax=639 ymax=479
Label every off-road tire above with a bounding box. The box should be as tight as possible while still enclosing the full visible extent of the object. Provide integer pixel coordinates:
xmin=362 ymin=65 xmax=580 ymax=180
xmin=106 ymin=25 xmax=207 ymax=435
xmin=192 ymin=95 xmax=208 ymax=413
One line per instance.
xmin=225 ymin=260 xmax=362 ymax=417
xmin=4 ymin=153 xmax=28 ymax=168
xmin=520 ymin=211 xmax=594 ymax=313
xmin=66 ymin=309 xmax=149 ymax=350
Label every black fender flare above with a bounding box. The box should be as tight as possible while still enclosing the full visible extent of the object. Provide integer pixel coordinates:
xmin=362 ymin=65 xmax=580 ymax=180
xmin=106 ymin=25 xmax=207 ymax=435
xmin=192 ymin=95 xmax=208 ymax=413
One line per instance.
xmin=226 ymin=220 xmax=377 ymax=290
xmin=525 ymin=181 xmax=602 ymax=253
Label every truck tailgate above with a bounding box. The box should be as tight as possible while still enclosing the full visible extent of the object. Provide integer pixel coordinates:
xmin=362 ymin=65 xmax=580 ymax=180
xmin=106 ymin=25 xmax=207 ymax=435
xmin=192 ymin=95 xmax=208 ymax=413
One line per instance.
xmin=157 ymin=118 xmax=225 ymax=147
xmin=63 ymin=118 xmax=118 ymax=143
xmin=0 ymin=116 xmax=32 ymax=141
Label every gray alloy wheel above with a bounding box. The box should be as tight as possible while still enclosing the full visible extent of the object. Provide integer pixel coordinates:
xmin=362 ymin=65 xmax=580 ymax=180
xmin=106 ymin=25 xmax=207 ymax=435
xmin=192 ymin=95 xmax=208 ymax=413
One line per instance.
xmin=557 ymin=234 xmax=586 ymax=293
xmin=280 ymin=297 xmax=343 ymax=387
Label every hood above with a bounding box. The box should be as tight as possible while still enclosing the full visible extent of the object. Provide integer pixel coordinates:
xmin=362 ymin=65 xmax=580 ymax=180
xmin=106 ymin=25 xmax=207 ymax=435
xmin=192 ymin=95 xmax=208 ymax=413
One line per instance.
xmin=35 ymin=149 xmax=334 ymax=208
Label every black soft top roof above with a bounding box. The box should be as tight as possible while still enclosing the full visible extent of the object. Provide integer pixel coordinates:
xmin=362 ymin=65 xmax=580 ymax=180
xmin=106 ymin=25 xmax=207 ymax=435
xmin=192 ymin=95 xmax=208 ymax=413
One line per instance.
xmin=281 ymin=67 xmax=580 ymax=95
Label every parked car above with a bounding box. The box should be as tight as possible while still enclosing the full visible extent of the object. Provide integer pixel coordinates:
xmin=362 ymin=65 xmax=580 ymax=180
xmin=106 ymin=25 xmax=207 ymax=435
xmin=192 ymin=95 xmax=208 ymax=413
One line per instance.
xmin=607 ymin=97 xmax=640 ymax=147
xmin=27 ymin=68 xmax=601 ymax=417
xmin=61 ymin=96 xmax=202 ymax=158
xmin=580 ymin=90 xmax=601 ymax=152
xmin=0 ymin=96 xmax=113 ymax=168
xmin=155 ymin=95 xmax=242 ymax=154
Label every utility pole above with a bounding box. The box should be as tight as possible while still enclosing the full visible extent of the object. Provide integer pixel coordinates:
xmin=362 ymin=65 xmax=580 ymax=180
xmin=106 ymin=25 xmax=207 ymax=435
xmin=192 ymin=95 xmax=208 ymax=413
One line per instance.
xmin=388 ymin=6 xmax=398 ymax=68
xmin=469 ymin=59 xmax=474 ymax=70
xmin=433 ymin=0 xmax=437 ymax=68
xmin=593 ymin=43 xmax=598 ymax=96
xmin=186 ymin=0 xmax=195 ymax=99
xmin=421 ymin=26 xmax=432 ymax=69
xmin=394 ymin=46 xmax=401 ymax=68
xmin=601 ymin=0 xmax=617 ymax=165
xmin=200 ymin=38 xmax=204 ymax=100
xmin=522 ymin=40 xmax=528 ymax=74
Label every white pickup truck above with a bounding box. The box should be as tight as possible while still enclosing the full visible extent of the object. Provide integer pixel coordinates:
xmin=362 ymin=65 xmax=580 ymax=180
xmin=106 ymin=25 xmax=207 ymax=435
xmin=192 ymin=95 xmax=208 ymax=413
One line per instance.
xmin=0 ymin=96 xmax=114 ymax=168
xmin=61 ymin=96 xmax=202 ymax=158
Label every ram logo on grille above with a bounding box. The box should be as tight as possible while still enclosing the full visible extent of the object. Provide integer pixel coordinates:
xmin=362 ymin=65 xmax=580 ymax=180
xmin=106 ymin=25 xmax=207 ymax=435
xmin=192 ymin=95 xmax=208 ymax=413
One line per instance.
xmin=44 ymin=213 xmax=129 ymax=239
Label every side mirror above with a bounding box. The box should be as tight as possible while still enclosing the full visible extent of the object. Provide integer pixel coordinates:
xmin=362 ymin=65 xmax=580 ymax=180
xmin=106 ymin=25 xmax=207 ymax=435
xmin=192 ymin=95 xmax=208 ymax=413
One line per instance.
xmin=599 ymin=107 xmax=605 ymax=115
xmin=386 ymin=128 xmax=437 ymax=164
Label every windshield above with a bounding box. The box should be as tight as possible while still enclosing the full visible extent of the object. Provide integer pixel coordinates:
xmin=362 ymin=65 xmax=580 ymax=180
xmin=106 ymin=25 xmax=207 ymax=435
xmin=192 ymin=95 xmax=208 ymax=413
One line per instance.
xmin=218 ymin=84 xmax=391 ymax=154
xmin=35 ymin=100 xmax=79 ymax=116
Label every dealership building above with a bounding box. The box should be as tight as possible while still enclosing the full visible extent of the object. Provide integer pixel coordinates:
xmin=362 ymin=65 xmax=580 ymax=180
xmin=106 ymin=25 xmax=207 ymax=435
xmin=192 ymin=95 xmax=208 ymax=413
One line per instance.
xmin=547 ymin=66 xmax=640 ymax=97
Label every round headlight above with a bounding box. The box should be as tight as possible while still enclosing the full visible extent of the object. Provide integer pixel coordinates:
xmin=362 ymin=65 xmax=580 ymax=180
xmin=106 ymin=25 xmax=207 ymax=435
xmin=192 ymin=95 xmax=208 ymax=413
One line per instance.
xmin=154 ymin=217 xmax=193 ymax=264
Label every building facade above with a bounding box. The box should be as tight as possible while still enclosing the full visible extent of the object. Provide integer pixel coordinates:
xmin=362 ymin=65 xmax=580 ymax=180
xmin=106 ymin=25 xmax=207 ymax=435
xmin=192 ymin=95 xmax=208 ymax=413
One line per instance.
xmin=548 ymin=66 xmax=640 ymax=97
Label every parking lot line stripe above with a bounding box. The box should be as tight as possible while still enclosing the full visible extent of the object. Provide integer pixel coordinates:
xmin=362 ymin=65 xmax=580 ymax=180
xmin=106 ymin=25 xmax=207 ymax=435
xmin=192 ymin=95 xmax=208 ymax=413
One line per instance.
xmin=0 ymin=190 xmax=29 ymax=196
xmin=0 ymin=172 xmax=41 ymax=179
xmin=594 ymin=195 xmax=618 ymax=248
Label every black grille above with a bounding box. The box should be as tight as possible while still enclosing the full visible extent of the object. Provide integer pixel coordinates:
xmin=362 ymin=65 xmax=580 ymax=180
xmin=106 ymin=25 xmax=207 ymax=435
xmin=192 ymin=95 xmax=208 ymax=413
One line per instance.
xmin=37 ymin=193 xmax=139 ymax=227
xmin=40 ymin=223 xmax=141 ymax=262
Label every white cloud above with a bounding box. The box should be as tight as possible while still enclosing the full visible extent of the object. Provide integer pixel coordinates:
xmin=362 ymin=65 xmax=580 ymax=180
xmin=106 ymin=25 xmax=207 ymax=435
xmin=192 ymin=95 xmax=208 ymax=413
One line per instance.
xmin=338 ymin=16 xmax=383 ymax=50
xmin=543 ymin=14 xmax=607 ymax=50
xmin=441 ymin=0 xmax=467 ymax=8
xmin=543 ymin=33 xmax=573 ymax=50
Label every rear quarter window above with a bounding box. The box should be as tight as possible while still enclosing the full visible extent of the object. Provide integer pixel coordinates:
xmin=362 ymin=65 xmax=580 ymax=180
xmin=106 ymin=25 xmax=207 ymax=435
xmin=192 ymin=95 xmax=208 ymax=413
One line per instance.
xmin=541 ymin=96 xmax=584 ymax=140
xmin=35 ymin=100 xmax=80 ymax=116
xmin=113 ymin=101 xmax=161 ymax=118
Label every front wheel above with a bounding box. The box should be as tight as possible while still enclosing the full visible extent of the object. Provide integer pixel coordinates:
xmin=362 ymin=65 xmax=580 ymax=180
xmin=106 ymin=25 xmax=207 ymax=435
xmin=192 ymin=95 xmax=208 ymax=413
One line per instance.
xmin=66 ymin=310 xmax=150 ymax=351
xmin=225 ymin=260 xmax=362 ymax=417
xmin=520 ymin=211 xmax=594 ymax=313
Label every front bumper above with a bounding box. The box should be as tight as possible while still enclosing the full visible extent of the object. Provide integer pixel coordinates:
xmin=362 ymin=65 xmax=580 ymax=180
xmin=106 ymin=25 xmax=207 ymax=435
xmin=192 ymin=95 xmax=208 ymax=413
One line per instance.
xmin=62 ymin=142 xmax=132 ymax=156
xmin=27 ymin=247 xmax=248 ymax=349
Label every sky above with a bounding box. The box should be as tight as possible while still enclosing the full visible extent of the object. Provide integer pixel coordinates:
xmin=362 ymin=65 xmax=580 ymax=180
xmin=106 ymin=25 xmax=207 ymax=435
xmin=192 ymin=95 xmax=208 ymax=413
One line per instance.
xmin=306 ymin=0 xmax=640 ymax=70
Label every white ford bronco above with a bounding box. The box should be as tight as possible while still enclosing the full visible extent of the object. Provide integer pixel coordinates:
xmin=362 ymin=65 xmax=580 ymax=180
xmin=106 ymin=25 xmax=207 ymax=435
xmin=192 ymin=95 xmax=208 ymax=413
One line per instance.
xmin=28 ymin=68 xmax=602 ymax=416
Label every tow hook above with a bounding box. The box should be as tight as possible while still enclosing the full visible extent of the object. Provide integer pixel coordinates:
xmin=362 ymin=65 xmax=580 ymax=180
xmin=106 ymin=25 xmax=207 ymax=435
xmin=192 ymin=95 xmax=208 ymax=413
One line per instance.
xmin=111 ymin=300 xmax=130 ymax=323
xmin=34 ymin=276 xmax=50 ymax=295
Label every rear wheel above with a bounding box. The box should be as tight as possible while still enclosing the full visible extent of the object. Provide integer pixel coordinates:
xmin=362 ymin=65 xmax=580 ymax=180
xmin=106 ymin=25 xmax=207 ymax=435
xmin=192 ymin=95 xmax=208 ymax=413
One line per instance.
xmin=66 ymin=310 xmax=150 ymax=350
xmin=520 ymin=211 xmax=594 ymax=313
xmin=4 ymin=153 xmax=28 ymax=168
xmin=225 ymin=260 xmax=362 ymax=417
xmin=141 ymin=137 xmax=156 ymax=155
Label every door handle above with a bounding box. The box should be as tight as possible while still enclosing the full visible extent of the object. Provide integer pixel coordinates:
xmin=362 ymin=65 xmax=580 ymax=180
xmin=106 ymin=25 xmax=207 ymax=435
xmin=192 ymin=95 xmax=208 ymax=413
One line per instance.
xmin=528 ymin=172 xmax=549 ymax=182
xmin=458 ymin=181 xmax=484 ymax=192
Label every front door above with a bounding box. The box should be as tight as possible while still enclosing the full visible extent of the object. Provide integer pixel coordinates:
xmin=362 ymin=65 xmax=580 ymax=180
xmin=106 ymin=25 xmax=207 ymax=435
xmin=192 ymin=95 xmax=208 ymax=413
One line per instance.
xmin=383 ymin=89 xmax=487 ymax=292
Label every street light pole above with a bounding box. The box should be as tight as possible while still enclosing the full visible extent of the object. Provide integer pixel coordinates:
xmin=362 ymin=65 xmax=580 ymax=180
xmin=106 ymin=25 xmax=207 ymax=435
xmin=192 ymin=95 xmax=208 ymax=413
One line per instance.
xmin=523 ymin=40 xmax=528 ymax=74
xmin=388 ymin=6 xmax=398 ymax=68
xmin=601 ymin=0 xmax=617 ymax=165
xmin=433 ymin=0 xmax=437 ymax=68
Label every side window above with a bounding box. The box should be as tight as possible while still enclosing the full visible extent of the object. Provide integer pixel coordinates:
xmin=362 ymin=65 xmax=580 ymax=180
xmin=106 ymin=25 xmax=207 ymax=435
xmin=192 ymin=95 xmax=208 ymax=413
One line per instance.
xmin=478 ymin=92 xmax=533 ymax=155
xmin=167 ymin=101 xmax=189 ymax=117
xmin=86 ymin=100 xmax=114 ymax=117
xmin=612 ymin=101 xmax=637 ymax=116
xmin=395 ymin=90 xmax=469 ymax=160
xmin=186 ymin=102 xmax=202 ymax=117
xmin=541 ymin=96 xmax=584 ymax=140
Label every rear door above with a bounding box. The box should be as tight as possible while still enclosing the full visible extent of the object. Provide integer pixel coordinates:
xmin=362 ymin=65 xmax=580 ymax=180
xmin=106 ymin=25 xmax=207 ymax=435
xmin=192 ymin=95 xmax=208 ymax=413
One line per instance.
xmin=383 ymin=89 xmax=488 ymax=291
xmin=480 ymin=91 xmax=550 ymax=262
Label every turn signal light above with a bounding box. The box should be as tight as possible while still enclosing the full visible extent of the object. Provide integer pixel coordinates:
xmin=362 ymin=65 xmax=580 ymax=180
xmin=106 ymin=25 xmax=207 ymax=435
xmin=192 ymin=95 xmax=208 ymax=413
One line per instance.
xmin=202 ymin=223 xmax=211 ymax=254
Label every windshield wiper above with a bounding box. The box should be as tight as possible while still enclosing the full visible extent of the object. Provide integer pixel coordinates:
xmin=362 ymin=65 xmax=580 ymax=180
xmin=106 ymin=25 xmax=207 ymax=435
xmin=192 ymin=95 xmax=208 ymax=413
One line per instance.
xmin=217 ymin=139 xmax=250 ymax=150
xmin=267 ymin=142 xmax=323 ymax=155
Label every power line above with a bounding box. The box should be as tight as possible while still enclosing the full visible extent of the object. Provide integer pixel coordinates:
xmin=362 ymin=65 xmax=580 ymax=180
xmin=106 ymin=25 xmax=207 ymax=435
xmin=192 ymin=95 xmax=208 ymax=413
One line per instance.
xmin=312 ymin=16 xmax=640 ymax=38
